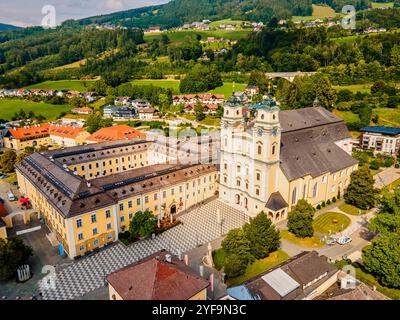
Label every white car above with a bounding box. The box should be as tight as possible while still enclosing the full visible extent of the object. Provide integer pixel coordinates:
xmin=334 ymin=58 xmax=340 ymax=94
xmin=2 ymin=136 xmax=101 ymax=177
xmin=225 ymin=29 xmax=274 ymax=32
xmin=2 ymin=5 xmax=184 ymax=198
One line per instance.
xmin=7 ymin=192 xmax=16 ymax=201
xmin=338 ymin=236 xmax=352 ymax=245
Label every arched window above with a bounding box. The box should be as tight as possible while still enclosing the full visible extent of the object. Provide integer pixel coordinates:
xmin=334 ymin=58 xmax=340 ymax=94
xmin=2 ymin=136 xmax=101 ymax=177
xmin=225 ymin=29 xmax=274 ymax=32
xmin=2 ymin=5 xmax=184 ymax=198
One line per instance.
xmin=272 ymin=144 xmax=276 ymax=155
xmin=261 ymin=114 xmax=265 ymax=120
xmin=235 ymin=194 xmax=240 ymax=205
xmin=258 ymin=145 xmax=262 ymax=155
xmin=292 ymin=187 xmax=297 ymax=205
xmin=313 ymin=183 xmax=318 ymax=198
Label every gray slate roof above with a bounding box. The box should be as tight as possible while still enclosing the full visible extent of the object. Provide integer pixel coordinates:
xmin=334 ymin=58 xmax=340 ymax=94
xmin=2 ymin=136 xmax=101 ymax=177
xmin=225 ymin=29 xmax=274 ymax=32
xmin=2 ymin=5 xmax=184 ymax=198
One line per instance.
xmin=279 ymin=107 xmax=358 ymax=181
xmin=265 ymin=192 xmax=288 ymax=211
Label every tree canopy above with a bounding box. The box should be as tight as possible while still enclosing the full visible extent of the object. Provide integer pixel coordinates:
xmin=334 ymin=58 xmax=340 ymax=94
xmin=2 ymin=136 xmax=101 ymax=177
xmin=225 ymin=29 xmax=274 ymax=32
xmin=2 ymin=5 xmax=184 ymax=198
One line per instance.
xmin=344 ymin=166 xmax=377 ymax=210
xmin=287 ymin=200 xmax=316 ymax=238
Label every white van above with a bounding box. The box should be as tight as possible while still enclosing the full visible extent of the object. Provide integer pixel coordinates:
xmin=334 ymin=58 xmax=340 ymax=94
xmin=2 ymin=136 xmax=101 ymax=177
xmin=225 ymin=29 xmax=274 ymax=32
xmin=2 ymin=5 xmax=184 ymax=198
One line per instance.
xmin=7 ymin=192 xmax=16 ymax=201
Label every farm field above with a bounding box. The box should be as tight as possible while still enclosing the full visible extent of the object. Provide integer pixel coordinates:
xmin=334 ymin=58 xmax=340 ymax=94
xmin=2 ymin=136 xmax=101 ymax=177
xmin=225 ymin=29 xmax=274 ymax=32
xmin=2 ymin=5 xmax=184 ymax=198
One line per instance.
xmin=371 ymin=1 xmax=394 ymax=8
xmin=293 ymin=4 xmax=337 ymax=22
xmin=144 ymin=29 xmax=251 ymax=43
xmin=210 ymin=82 xmax=247 ymax=98
xmin=26 ymin=80 xmax=94 ymax=92
xmin=0 ymin=98 xmax=71 ymax=120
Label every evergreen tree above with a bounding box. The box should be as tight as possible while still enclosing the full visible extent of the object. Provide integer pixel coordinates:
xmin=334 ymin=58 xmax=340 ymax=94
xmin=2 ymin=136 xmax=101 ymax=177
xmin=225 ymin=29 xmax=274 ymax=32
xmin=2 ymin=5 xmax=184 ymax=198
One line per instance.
xmin=243 ymin=212 xmax=280 ymax=259
xmin=221 ymin=228 xmax=254 ymax=265
xmin=344 ymin=167 xmax=377 ymax=210
xmin=287 ymin=200 xmax=316 ymax=238
xmin=0 ymin=149 xmax=17 ymax=173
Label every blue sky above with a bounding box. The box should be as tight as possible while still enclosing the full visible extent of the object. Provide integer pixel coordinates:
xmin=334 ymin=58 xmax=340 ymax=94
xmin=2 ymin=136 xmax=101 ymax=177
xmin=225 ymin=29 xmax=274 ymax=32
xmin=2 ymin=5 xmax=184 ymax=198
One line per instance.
xmin=0 ymin=0 xmax=168 ymax=27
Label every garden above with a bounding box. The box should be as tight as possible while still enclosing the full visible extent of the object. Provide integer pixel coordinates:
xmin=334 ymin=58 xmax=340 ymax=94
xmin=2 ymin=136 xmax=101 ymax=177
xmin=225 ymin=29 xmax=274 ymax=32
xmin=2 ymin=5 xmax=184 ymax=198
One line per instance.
xmin=313 ymin=212 xmax=351 ymax=235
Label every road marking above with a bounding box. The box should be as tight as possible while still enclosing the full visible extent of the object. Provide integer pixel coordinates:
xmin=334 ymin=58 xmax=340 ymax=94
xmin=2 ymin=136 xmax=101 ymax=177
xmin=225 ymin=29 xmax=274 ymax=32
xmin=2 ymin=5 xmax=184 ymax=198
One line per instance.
xmin=16 ymin=226 xmax=41 ymax=235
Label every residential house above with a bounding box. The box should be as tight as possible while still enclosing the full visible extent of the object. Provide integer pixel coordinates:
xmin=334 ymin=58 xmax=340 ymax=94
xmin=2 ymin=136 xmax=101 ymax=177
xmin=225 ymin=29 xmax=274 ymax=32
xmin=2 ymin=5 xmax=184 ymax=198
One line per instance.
xmin=172 ymin=94 xmax=225 ymax=106
xmin=137 ymin=107 xmax=159 ymax=120
xmin=360 ymin=126 xmax=400 ymax=155
xmin=227 ymin=251 xmax=339 ymax=300
xmin=71 ymin=107 xmax=94 ymax=115
xmin=107 ymin=250 xmax=209 ymax=300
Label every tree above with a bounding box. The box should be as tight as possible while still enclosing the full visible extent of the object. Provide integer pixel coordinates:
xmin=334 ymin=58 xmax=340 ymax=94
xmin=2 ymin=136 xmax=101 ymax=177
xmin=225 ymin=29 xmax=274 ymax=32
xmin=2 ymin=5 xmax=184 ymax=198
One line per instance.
xmin=0 ymin=237 xmax=33 ymax=280
xmin=129 ymin=210 xmax=156 ymax=240
xmin=195 ymin=102 xmax=205 ymax=122
xmin=287 ymin=200 xmax=316 ymax=238
xmin=248 ymin=71 xmax=269 ymax=94
xmin=362 ymin=233 xmax=400 ymax=288
xmin=179 ymin=64 xmax=222 ymax=94
xmin=243 ymin=212 xmax=280 ymax=259
xmin=221 ymin=228 xmax=254 ymax=265
xmin=0 ymin=149 xmax=17 ymax=173
xmin=344 ymin=167 xmax=377 ymax=210
xmin=369 ymin=188 xmax=400 ymax=235
xmin=85 ymin=113 xmax=113 ymax=134
xmin=223 ymin=254 xmax=248 ymax=279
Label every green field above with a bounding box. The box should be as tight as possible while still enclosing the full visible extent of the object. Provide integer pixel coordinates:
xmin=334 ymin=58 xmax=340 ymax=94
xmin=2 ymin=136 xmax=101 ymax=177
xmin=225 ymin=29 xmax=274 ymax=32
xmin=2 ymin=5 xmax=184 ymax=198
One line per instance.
xmin=371 ymin=1 xmax=394 ymax=8
xmin=332 ymin=109 xmax=360 ymax=123
xmin=293 ymin=4 xmax=337 ymax=22
xmin=130 ymin=79 xmax=246 ymax=97
xmin=333 ymin=83 xmax=373 ymax=93
xmin=313 ymin=212 xmax=351 ymax=235
xmin=130 ymin=79 xmax=181 ymax=92
xmin=333 ymin=107 xmax=400 ymax=127
xmin=26 ymin=80 xmax=94 ymax=92
xmin=209 ymin=19 xmax=249 ymax=27
xmin=144 ymin=29 xmax=251 ymax=43
xmin=0 ymin=98 xmax=71 ymax=120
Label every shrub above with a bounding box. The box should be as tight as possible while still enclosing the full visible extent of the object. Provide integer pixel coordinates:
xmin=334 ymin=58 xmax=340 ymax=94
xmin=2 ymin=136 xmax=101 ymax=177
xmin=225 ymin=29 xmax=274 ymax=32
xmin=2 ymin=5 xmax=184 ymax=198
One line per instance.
xmin=224 ymin=254 xmax=248 ymax=278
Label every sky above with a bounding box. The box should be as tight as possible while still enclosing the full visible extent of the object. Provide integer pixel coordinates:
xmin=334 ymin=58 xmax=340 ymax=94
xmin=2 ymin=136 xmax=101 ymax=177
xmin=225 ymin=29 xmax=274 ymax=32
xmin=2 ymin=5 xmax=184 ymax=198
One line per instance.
xmin=0 ymin=0 xmax=168 ymax=27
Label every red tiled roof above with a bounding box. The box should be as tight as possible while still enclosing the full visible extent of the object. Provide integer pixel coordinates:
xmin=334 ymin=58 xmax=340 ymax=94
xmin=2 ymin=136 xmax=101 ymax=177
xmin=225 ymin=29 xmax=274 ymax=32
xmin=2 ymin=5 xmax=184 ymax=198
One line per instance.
xmin=49 ymin=125 xmax=87 ymax=139
xmin=173 ymin=93 xmax=225 ymax=100
xmin=71 ymin=107 xmax=93 ymax=113
xmin=8 ymin=123 xmax=50 ymax=140
xmin=87 ymin=125 xmax=145 ymax=142
xmin=107 ymin=251 xmax=209 ymax=300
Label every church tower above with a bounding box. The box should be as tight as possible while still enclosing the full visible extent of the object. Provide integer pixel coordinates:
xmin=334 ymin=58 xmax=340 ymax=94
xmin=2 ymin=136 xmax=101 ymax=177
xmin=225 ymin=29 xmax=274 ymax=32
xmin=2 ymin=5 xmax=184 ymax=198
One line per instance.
xmin=219 ymin=96 xmax=285 ymax=218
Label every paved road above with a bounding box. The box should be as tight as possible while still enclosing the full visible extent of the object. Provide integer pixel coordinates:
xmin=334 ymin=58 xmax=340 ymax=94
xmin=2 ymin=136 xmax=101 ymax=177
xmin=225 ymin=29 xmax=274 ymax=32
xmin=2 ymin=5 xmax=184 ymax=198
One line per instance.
xmin=374 ymin=167 xmax=400 ymax=189
xmin=37 ymin=199 xmax=247 ymax=300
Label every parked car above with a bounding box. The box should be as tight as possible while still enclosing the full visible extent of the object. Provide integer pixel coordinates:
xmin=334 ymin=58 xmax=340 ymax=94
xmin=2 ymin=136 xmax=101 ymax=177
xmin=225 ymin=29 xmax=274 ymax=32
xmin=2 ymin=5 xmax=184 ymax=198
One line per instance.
xmin=0 ymin=174 xmax=9 ymax=179
xmin=7 ymin=192 xmax=16 ymax=201
xmin=338 ymin=236 xmax=352 ymax=245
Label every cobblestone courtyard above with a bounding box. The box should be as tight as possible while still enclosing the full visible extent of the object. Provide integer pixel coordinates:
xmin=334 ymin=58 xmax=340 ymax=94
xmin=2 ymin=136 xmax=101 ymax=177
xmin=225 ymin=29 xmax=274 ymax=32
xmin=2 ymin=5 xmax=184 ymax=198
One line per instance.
xmin=38 ymin=199 xmax=247 ymax=300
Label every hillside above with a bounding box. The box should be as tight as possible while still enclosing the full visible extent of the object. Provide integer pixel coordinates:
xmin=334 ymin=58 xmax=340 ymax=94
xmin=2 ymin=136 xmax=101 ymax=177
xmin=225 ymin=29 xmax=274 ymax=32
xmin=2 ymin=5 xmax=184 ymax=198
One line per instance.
xmin=0 ymin=23 xmax=19 ymax=30
xmin=75 ymin=0 xmax=314 ymax=29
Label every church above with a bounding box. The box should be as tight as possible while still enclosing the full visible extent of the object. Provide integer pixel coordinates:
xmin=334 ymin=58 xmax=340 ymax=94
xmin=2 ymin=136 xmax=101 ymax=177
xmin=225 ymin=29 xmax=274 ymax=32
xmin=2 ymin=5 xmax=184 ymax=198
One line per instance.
xmin=219 ymin=96 xmax=358 ymax=223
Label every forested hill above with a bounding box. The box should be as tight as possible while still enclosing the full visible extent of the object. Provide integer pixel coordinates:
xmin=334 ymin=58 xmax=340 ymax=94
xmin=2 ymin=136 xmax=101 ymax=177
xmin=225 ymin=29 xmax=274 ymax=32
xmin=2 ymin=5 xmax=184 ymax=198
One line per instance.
xmin=0 ymin=23 xmax=19 ymax=31
xmin=73 ymin=0 xmax=315 ymax=29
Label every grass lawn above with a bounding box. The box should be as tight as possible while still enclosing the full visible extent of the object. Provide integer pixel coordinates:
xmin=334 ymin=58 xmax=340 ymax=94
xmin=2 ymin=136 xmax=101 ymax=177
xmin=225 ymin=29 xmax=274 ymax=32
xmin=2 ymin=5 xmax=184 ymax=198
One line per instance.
xmin=280 ymin=230 xmax=324 ymax=248
xmin=339 ymin=204 xmax=368 ymax=216
xmin=371 ymin=1 xmax=394 ymax=8
xmin=209 ymin=82 xmax=247 ymax=98
xmin=313 ymin=212 xmax=351 ymax=235
xmin=26 ymin=80 xmax=94 ymax=92
xmin=227 ymin=250 xmax=289 ymax=287
xmin=144 ymin=29 xmax=251 ymax=43
xmin=334 ymin=108 xmax=400 ymax=127
xmin=130 ymin=79 xmax=181 ymax=93
xmin=0 ymin=98 xmax=71 ymax=121
xmin=354 ymin=265 xmax=400 ymax=300
xmin=332 ymin=109 xmax=360 ymax=123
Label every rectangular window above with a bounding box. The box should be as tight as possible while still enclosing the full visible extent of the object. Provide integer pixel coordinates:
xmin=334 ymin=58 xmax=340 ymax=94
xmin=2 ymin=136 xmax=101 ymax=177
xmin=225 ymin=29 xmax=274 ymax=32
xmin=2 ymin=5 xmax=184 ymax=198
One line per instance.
xmin=79 ymin=245 xmax=85 ymax=251
xmin=137 ymin=198 xmax=141 ymax=205
xmin=129 ymin=213 xmax=133 ymax=220
xmin=93 ymin=228 xmax=98 ymax=235
xmin=91 ymin=214 xmax=96 ymax=223
xmin=145 ymin=196 xmax=149 ymax=203
xmin=76 ymin=219 xmax=82 ymax=228
xmin=154 ymin=193 xmax=158 ymax=201
xmin=106 ymin=210 xmax=111 ymax=219
xmin=107 ymin=223 xmax=112 ymax=230
xmin=120 ymin=216 xmax=125 ymax=222
xmin=128 ymin=201 xmax=133 ymax=209
xmin=78 ymin=233 xmax=83 ymax=241
xmin=119 ymin=203 xmax=124 ymax=211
